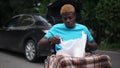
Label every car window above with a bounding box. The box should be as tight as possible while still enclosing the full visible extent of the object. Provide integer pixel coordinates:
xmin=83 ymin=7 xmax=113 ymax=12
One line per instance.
xmin=6 ymin=17 xmax=20 ymax=27
xmin=19 ymin=15 xmax=35 ymax=26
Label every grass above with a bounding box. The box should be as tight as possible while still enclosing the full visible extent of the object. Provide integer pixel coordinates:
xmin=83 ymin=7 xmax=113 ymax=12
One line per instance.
xmin=98 ymin=42 xmax=120 ymax=52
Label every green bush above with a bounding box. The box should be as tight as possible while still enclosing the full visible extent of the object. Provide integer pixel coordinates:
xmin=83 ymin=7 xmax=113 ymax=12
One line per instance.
xmin=99 ymin=41 xmax=120 ymax=50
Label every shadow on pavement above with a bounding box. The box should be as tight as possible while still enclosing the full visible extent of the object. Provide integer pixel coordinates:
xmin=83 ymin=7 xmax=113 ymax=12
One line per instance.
xmin=0 ymin=49 xmax=46 ymax=63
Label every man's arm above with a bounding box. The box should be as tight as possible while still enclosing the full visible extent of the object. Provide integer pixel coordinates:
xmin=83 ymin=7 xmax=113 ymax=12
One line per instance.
xmin=38 ymin=36 xmax=61 ymax=48
xmin=38 ymin=37 xmax=50 ymax=48
xmin=86 ymin=41 xmax=98 ymax=51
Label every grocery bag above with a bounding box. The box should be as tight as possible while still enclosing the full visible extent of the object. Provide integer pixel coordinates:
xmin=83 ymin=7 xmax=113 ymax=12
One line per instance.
xmin=57 ymin=31 xmax=87 ymax=57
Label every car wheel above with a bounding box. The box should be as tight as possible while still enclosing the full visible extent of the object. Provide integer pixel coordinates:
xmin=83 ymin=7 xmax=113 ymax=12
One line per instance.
xmin=25 ymin=39 xmax=38 ymax=62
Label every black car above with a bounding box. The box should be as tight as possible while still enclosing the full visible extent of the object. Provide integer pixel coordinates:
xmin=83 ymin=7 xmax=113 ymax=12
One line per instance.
xmin=0 ymin=14 xmax=52 ymax=62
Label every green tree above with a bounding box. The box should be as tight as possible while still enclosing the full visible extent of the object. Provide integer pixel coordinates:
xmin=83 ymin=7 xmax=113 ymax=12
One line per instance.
xmin=80 ymin=0 xmax=120 ymax=43
xmin=80 ymin=0 xmax=100 ymax=43
xmin=0 ymin=0 xmax=40 ymax=25
xmin=95 ymin=0 xmax=120 ymax=43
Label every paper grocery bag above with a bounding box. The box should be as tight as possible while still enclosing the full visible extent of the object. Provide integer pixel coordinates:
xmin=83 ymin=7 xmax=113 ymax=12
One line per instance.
xmin=57 ymin=31 xmax=87 ymax=57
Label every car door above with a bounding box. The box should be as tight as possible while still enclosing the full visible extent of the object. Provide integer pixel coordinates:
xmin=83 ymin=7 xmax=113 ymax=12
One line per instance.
xmin=0 ymin=15 xmax=35 ymax=51
xmin=0 ymin=17 xmax=20 ymax=49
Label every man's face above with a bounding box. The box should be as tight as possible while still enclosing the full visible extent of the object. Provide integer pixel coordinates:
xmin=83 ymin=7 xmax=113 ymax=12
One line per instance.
xmin=61 ymin=12 xmax=76 ymax=28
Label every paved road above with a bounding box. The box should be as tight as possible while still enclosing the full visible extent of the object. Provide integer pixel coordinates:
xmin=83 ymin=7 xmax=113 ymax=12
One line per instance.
xmin=0 ymin=49 xmax=120 ymax=68
xmin=0 ymin=49 xmax=44 ymax=68
xmin=96 ymin=50 xmax=120 ymax=68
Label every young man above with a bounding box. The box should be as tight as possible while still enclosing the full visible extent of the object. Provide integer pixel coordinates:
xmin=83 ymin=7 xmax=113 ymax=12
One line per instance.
xmin=38 ymin=4 xmax=97 ymax=53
